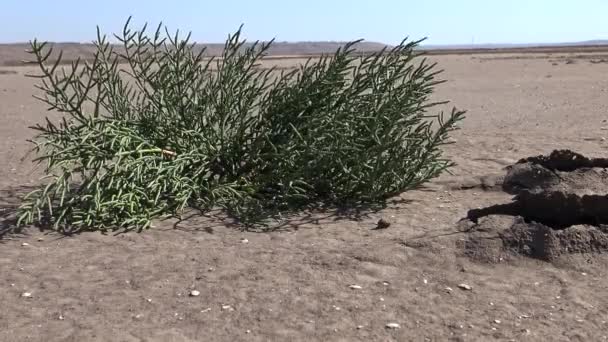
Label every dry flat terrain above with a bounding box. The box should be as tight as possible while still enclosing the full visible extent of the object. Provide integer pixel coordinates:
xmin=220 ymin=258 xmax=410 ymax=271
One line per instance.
xmin=1 ymin=51 xmax=608 ymax=341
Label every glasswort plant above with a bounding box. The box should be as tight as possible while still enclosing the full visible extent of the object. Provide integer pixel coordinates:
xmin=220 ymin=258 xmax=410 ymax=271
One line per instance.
xmin=18 ymin=18 xmax=465 ymax=232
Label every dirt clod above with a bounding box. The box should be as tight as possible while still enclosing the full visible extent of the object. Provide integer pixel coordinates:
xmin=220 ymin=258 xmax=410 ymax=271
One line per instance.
xmin=462 ymin=150 xmax=608 ymax=261
xmin=375 ymin=218 xmax=391 ymax=229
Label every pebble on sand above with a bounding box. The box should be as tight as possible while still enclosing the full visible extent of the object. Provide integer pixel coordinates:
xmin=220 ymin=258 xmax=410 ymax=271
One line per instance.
xmin=189 ymin=290 xmax=201 ymax=297
xmin=458 ymin=283 xmax=472 ymax=291
xmin=21 ymin=292 xmax=32 ymax=298
xmin=385 ymin=323 xmax=400 ymax=329
xmin=348 ymin=285 xmax=362 ymax=290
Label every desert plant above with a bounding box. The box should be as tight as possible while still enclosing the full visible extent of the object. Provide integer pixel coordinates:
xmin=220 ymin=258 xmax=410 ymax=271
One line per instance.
xmin=17 ymin=18 xmax=465 ymax=233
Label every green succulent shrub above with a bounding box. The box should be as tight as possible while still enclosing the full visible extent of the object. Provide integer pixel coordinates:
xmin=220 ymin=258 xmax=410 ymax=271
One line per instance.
xmin=17 ymin=18 xmax=465 ymax=232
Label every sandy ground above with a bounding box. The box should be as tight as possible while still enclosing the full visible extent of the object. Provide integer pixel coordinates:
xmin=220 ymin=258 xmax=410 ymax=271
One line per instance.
xmin=1 ymin=53 xmax=608 ymax=341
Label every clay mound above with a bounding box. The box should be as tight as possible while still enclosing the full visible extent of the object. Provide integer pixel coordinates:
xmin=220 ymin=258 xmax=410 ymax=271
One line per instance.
xmin=460 ymin=215 xmax=608 ymax=262
xmin=461 ymin=149 xmax=608 ymax=262
xmin=513 ymin=149 xmax=608 ymax=172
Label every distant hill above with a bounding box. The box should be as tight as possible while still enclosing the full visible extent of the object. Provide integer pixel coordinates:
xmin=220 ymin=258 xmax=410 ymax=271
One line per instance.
xmin=0 ymin=41 xmax=389 ymax=66
xmin=2 ymin=39 xmax=608 ymax=66
xmin=421 ymin=40 xmax=608 ymax=50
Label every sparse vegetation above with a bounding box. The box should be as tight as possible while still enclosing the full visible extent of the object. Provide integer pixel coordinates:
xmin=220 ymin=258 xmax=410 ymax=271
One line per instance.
xmin=17 ymin=18 xmax=464 ymax=233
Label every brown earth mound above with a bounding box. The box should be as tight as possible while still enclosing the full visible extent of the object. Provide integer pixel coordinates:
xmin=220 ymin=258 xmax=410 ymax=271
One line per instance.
xmin=461 ymin=149 xmax=608 ymax=262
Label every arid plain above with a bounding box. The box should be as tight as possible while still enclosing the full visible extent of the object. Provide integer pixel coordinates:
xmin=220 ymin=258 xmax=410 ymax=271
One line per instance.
xmin=2 ymin=48 xmax=608 ymax=341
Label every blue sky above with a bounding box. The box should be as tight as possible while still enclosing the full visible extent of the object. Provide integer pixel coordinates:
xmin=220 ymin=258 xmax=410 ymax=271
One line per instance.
xmin=1 ymin=0 xmax=607 ymax=45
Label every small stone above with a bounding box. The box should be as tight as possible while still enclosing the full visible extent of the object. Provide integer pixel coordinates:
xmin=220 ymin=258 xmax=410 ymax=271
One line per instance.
xmin=375 ymin=218 xmax=391 ymax=229
xmin=385 ymin=323 xmax=400 ymax=329
xmin=379 ymin=297 xmax=385 ymax=302
xmin=581 ymin=272 xmax=587 ymax=276
xmin=423 ymin=279 xmax=428 ymax=284
xmin=246 ymin=330 xmax=251 ymax=334
xmin=493 ymin=319 xmax=501 ymax=324
xmin=382 ymin=281 xmax=390 ymax=286
xmin=37 ymin=238 xmax=44 ymax=242
xmin=189 ymin=290 xmax=201 ymax=297
xmin=445 ymin=287 xmax=453 ymax=293
xmin=58 ymin=315 xmax=64 ymax=320
xmin=21 ymin=243 xmax=30 ymax=247
xmin=241 ymin=238 xmax=249 ymax=244
xmin=221 ymin=304 xmax=234 ymax=311
xmin=458 ymin=284 xmax=472 ymax=291
xmin=348 ymin=285 xmax=362 ymax=290
xmin=21 ymin=292 xmax=32 ymax=298
xmin=356 ymin=325 xmax=364 ymax=330
xmin=134 ymin=314 xmax=143 ymax=320
xmin=201 ymin=308 xmax=211 ymax=313
xmin=146 ymin=298 xmax=152 ymax=303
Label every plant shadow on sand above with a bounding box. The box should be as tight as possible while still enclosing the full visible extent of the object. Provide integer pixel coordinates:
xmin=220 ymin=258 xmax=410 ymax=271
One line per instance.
xmin=166 ymin=198 xmax=414 ymax=234
xmin=0 ymin=185 xmax=39 ymax=241
xmin=1 ymin=182 xmax=415 ymax=238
